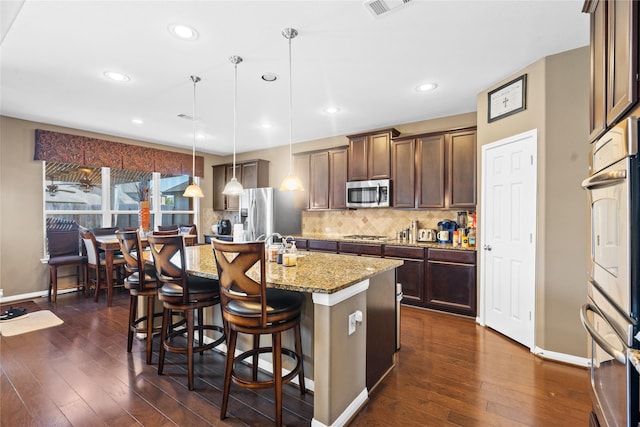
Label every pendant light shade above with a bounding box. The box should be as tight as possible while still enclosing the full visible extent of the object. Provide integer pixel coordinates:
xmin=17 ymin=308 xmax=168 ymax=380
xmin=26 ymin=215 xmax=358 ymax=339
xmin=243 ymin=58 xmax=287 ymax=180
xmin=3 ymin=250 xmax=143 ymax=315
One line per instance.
xmin=279 ymin=27 xmax=304 ymax=192
xmin=183 ymin=75 xmax=204 ymax=198
xmin=223 ymin=55 xmax=245 ymax=196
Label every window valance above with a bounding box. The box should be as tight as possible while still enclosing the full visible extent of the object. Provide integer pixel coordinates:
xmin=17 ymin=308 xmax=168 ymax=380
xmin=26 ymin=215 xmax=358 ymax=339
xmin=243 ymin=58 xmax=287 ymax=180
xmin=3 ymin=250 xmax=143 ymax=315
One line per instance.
xmin=34 ymin=129 xmax=204 ymax=177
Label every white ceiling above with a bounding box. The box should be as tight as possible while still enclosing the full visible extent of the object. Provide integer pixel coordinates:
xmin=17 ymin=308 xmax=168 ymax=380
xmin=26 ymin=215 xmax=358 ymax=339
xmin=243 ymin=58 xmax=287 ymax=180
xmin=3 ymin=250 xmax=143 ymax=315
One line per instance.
xmin=0 ymin=0 xmax=589 ymax=156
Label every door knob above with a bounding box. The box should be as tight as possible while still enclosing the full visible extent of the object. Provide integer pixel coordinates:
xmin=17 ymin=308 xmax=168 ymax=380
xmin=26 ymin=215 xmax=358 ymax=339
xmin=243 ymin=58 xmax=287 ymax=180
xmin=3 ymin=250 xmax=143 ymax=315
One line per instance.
xmin=483 ymin=244 xmax=492 ymax=251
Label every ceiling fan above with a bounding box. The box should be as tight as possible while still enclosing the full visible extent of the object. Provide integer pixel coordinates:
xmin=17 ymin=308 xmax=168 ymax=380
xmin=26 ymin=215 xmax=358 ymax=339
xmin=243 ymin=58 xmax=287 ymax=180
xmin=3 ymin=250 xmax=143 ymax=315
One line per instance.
xmin=77 ymin=176 xmax=99 ymax=193
xmin=45 ymin=176 xmax=75 ymax=196
xmin=70 ymin=168 xmax=100 ymax=193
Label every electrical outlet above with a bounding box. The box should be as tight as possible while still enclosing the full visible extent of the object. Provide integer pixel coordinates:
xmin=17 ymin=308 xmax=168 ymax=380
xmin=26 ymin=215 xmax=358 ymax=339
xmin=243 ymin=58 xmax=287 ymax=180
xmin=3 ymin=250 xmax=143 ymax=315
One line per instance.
xmin=348 ymin=312 xmax=357 ymax=335
xmin=348 ymin=310 xmax=363 ymax=335
xmin=0 ymin=289 xmax=3 ymax=299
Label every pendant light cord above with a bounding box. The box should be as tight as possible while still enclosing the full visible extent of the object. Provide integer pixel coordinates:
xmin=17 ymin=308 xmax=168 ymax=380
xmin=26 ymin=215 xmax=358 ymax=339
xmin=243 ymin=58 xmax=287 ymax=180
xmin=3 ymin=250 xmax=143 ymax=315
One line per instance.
xmin=191 ymin=75 xmax=199 ymax=182
xmin=288 ymin=32 xmax=293 ymax=175
xmin=233 ymin=61 xmax=238 ymax=179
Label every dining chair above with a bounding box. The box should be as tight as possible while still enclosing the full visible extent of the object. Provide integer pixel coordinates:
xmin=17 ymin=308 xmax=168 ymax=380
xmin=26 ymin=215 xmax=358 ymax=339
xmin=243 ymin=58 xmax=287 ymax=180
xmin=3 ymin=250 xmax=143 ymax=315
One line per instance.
xmin=116 ymin=230 xmax=164 ymax=364
xmin=46 ymin=228 xmax=88 ymax=302
xmin=212 ymin=240 xmax=306 ymax=427
xmin=81 ymin=230 xmax=126 ymax=305
xmin=147 ymin=234 xmax=226 ymax=390
xmin=157 ymin=225 xmax=179 ymax=232
xmin=152 ymin=229 xmax=180 ymax=236
xmin=179 ymin=224 xmax=198 ymax=246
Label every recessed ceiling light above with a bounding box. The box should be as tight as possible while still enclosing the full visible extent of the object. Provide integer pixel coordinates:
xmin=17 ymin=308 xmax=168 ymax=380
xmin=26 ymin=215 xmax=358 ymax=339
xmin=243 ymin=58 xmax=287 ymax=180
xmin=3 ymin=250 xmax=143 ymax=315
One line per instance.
xmin=261 ymin=73 xmax=278 ymax=82
xmin=416 ymin=82 xmax=438 ymax=92
xmin=324 ymin=106 xmax=341 ymax=114
xmin=261 ymin=123 xmax=272 ymax=129
xmin=131 ymin=118 xmax=143 ymax=125
xmin=169 ymin=24 xmax=198 ymax=40
xmin=104 ymin=71 xmax=130 ymax=82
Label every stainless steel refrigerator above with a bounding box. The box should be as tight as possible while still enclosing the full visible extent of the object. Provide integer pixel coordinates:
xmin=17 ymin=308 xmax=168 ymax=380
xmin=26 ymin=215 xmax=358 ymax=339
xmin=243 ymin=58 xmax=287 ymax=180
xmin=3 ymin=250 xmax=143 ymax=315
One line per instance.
xmin=239 ymin=188 xmax=301 ymax=241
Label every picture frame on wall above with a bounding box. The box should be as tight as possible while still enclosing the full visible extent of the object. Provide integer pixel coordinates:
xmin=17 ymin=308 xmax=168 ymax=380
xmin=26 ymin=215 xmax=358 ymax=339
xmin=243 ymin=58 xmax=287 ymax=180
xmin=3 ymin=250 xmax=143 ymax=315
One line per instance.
xmin=488 ymin=74 xmax=527 ymax=122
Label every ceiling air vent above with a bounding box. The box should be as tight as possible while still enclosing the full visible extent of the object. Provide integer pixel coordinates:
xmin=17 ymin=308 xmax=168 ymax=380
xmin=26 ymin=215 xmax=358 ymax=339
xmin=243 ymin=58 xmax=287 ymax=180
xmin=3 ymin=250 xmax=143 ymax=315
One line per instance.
xmin=363 ymin=0 xmax=412 ymax=18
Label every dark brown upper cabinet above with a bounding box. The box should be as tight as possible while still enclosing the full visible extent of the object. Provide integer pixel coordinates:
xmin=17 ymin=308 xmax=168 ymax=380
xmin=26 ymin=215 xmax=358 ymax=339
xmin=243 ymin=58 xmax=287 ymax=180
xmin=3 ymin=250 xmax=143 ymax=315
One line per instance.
xmin=212 ymin=160 xmax=269 ymax=211
xmin=391 ymin=139 xmax=416 ymax=208
xmin=348 ymin=128 xmax=400 ymax=181
xmin=447 ymin=130 xmax=477 ymax=208
xmin=299 ymin=147 xmax=348 ymax=211
xmin=293 ymin=153 xmax=310 ymax=210
xmin=584 ymin=0 xmax=638 ymax=142
xmin=392 ymin=128 xmax=476 ymax=209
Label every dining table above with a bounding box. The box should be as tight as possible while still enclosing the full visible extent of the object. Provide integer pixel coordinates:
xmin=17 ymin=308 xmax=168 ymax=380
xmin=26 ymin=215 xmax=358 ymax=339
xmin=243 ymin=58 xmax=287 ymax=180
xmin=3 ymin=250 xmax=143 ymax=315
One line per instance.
xmin=94 ymin=232 xmax=197 ymax=307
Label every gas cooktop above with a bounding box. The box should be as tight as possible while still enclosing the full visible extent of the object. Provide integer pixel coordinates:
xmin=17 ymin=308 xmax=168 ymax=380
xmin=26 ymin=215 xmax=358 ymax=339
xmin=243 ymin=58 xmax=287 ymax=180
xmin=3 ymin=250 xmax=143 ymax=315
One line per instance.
xmin=343 ymin=234 xmax=388 ymax=241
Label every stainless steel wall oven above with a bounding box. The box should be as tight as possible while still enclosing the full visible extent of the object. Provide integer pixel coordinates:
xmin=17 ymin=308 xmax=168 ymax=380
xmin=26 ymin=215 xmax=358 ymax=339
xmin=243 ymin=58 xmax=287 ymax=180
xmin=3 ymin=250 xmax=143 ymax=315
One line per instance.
xmin=581 ymin=117 xmax=640 ymax=427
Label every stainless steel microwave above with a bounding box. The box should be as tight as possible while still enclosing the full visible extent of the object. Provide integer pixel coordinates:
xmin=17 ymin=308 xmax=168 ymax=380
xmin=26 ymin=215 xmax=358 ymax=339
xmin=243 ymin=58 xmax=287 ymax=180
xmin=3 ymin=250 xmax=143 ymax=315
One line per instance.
xmin=346 ymin=179 xmax=391 ymax=208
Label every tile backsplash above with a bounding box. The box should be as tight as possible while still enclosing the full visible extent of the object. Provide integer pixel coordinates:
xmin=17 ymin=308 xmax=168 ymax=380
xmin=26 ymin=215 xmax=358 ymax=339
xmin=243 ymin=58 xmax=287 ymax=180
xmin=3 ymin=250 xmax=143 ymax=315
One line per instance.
xmin=302 ymin=208 xmax=465 ymax=238
xmin=205 ymin=207 xmax=472 ymax=238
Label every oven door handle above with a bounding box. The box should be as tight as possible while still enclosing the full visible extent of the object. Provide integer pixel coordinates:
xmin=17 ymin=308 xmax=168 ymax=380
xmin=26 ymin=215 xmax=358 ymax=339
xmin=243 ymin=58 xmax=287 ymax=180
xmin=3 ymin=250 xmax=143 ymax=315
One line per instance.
xmin=580 ymin=303 xmax=627 ymax=364
xmin=581 ymin=169 xmax=627 ymax=190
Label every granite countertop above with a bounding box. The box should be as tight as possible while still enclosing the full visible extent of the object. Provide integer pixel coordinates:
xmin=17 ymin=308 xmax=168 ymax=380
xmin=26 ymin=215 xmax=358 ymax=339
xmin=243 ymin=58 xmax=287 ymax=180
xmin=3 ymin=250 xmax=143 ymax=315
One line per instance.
xmin=185 ymin=244 xmax=403 ymax=294
xmin=294 ymin=234 xmax=477 ymax=252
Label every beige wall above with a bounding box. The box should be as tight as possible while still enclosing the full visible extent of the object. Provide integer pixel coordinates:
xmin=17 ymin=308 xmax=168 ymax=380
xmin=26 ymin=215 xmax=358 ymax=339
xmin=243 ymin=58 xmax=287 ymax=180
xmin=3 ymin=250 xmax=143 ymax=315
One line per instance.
xmin=0 ymin=116 xmax=225 ymax=297
xmin=476 ymin=46 xmax=589 ymax=357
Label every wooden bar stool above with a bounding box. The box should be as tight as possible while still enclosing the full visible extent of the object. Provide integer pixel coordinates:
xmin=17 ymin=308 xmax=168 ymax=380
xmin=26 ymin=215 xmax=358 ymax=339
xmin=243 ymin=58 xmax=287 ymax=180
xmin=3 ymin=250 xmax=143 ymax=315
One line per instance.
xmin=147 ymin=234 xmax=226 ymax=390
xmin=212 ymin=240 xmax=306 ymax=427
xmin=116 ymin=230 xmax=163 ymax=365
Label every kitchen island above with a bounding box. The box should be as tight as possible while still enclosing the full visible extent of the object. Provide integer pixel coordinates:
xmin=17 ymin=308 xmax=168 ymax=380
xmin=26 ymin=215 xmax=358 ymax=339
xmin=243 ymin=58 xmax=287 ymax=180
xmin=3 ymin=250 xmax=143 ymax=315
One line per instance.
xmin=184 ymin=244 xmax=403 ymax=427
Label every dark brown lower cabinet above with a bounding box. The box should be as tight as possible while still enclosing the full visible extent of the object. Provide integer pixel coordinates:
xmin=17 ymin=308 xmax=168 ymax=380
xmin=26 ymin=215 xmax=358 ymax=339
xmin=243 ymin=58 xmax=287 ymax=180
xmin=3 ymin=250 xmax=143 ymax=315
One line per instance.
xmin=383 ymin=246 xmax=426 ymax=304
xmin=301 ymin=239 xmax=476 ymax=317
xmin=426 ymin=248 xmax=476 ymax=316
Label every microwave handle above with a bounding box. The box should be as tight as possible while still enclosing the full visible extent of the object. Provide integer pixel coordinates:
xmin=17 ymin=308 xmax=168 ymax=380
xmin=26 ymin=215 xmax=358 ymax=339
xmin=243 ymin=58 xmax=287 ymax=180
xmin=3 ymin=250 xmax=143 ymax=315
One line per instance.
xmin=376 ymin=182 xmax=381 ymax=204
xmin=580 ymin=303 xmax=627 ymax=364
xmin=581 ymin=169 xmax=626 ymax=190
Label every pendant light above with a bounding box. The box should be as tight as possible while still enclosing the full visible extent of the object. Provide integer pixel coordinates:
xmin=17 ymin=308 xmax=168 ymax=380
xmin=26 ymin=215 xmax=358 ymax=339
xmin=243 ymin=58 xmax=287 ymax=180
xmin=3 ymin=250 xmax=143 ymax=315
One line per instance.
xmin=222 ymin=55 xmax=244 ymax=196
xmin=279 ymin=27 xmax=304 ymax=192
xmin=183 ymin=75 xmax=204 ymax=198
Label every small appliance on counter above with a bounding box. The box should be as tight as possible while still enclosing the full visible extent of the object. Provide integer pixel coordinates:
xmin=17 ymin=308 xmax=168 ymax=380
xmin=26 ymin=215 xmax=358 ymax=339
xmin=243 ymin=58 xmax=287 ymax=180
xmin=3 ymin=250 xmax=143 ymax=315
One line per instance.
xmin=217 ymin=219 xmax=232 ymax=235
xmin=437 ymin=220 xmax=457 ymax=243
xmin=418 ymin=229 xmax=437 ymax=242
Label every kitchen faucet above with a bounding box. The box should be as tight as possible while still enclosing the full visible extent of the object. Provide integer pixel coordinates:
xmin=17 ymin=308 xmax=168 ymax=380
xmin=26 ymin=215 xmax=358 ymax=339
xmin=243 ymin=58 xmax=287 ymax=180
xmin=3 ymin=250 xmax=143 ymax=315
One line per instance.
xmin=257 ymin=232 xmax=283 ymax=243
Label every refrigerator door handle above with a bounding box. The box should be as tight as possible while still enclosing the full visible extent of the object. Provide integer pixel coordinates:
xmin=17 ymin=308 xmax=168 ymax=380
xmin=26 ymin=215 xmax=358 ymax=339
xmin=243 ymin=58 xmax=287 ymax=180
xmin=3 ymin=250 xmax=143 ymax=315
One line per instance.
xmin=250 ymin=198 xmax=257 ymax=241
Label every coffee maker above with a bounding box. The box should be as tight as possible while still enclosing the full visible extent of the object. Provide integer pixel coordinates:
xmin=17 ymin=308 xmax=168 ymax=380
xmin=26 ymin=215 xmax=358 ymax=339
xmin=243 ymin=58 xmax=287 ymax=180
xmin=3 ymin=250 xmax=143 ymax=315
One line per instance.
xmin=437 ymin=220 xmax=457 ymax=243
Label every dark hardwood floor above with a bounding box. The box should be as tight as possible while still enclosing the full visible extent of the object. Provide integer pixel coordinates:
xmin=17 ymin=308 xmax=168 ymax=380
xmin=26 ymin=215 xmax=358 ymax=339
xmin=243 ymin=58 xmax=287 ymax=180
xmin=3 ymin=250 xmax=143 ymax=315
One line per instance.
xmin=1 ymin=291 xmax=591 ymax=426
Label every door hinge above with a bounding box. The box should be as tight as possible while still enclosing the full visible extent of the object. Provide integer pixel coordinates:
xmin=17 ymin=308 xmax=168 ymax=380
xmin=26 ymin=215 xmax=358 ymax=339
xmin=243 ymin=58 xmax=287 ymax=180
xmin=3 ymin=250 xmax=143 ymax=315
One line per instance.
xmin=530 ymin=233 xmax=533 ymax=243
xmin=529 ymin=311 xmax=532 ymax=321
xmin=530 ymin=155 xmax=533 ymax=165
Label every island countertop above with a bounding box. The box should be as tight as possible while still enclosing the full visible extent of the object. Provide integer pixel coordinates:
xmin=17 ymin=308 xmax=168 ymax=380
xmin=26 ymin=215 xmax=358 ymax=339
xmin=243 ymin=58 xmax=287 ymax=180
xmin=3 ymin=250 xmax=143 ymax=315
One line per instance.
xmin=186 ymin=244 xmax=403 ymax=294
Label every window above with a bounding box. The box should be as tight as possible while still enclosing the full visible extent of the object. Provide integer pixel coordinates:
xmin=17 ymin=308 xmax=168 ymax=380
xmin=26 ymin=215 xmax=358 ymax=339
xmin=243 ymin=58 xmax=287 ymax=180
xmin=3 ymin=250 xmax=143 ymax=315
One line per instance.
xmin=44 ymin=162 xmax=198 ymax=239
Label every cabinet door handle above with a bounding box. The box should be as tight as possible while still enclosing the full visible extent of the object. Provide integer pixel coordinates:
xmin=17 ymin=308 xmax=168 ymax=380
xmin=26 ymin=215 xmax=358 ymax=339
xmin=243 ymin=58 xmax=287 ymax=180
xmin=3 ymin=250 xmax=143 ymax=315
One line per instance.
xmin=483 ymin=244 xmax=492 ymax=251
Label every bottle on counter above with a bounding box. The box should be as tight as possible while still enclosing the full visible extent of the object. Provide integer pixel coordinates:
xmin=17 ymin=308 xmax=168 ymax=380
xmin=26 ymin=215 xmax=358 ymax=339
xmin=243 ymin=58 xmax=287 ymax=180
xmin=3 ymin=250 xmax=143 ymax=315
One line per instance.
xmin=277 ymin=244 xmax=285 ymax=264
xmin=452 ymin=230 xmax=460 ymax=247
xmin=410 ymin=220 xmax=419 ymax=243
xmin=283 ymin=241 xmax=298 ymax=267
xmin=468 ymin=228 xmax=476 ymax=248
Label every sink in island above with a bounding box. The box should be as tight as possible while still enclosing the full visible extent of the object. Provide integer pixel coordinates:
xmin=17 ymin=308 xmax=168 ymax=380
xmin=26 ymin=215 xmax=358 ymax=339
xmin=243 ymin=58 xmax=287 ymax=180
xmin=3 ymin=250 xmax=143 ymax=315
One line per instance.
xmin=184 ymin=244 xmax=403 ymax=427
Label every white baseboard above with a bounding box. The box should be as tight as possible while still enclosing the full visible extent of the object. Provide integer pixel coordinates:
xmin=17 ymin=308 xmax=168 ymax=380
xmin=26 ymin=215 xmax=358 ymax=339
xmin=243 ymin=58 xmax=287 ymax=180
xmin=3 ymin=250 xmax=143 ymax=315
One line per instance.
xmin=0 ymin=288 xmax=77 ymax=304
xmin=533 ymin=346 xmax=590 ymax=367
xmin=311 ymin=388 xmax=368 ymax=427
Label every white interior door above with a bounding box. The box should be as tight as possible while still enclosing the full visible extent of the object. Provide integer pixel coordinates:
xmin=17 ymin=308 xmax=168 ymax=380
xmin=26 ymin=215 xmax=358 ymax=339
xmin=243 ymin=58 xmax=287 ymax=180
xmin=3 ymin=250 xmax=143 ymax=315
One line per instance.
xmin=481 ymin=129 xmax=537 ymax=349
